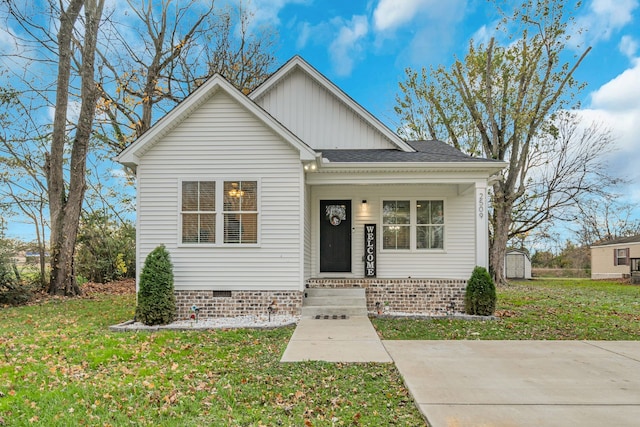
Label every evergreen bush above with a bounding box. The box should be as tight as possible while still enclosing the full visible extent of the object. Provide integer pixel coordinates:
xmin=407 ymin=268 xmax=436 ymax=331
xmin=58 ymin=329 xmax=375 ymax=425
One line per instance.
xmin=135 ymin=245 xmax=176 ymax=325
xmin=464 ymin=266 xmax=497 ymax=316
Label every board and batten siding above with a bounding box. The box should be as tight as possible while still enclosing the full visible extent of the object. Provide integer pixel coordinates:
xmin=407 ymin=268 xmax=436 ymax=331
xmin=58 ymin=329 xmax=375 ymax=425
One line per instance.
xmin=310 ymin=185 xmax=476 ymax=279
xmin=253 ymin=68 xmax=397 ymax=150
xmin=136 ymin=91 xmax=304 ymax=291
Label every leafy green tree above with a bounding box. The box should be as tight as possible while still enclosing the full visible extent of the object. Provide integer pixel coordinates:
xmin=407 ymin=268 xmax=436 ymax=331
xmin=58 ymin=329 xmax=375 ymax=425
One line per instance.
xmin=135 ymin=245 xmax=176 ymax=326
xmin=76 ymin=210 xmax=135 ymax=283
xmin=395 ymin=0 xmax=616 ymax=285
xmin=465 ymin=266 xmax=497 ymax=316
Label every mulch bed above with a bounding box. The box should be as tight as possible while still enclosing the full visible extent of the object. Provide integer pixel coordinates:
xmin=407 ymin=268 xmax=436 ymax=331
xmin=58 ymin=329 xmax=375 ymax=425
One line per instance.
xmin=81 ymin=279 xmax=135 ymax=296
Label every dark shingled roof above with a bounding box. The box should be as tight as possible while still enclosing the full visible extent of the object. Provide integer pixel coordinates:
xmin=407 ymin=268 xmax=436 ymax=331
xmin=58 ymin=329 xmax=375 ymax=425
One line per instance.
xmin=320 ymin=140 xmax=500 ymax=163
xmin=591 ymin=235 xmax=640 ymax=247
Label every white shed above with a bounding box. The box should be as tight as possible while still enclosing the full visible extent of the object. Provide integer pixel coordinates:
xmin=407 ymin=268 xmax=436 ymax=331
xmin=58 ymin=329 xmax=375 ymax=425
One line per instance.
xmin=505 ymin=249 xmax=532 ymax=279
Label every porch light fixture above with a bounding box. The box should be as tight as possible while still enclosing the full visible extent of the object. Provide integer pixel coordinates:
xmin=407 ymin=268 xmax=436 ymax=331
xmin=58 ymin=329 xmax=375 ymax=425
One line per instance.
xmin=362 ymin=200 xmax=367 ymax=204
xmin=303 ymin=162 xmax=317 ymax=171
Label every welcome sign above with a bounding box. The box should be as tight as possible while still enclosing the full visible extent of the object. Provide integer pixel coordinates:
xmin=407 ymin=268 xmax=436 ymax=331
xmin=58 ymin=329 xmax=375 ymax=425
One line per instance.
xmin=364 ymin=224 xmax=376 ymax=277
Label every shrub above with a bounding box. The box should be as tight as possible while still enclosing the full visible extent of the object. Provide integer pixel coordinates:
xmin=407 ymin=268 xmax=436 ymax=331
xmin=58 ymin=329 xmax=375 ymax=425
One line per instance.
xmin=135 ymin=245 xmax=176 ymax=325
xmin=464 ymin=266 xmax=497 ymax=316
xmin=76 ymin=211 xmax=136 ymax=283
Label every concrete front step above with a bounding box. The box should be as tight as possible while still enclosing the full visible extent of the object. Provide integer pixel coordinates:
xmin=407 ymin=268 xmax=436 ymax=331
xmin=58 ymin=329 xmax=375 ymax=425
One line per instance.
xmin=302 ymin=287 xmax=368 ymax=317
xmin=304 ymin=296 xmax=365 ymax=306
xmin=305 ymin=287 xmax=365 ymax=297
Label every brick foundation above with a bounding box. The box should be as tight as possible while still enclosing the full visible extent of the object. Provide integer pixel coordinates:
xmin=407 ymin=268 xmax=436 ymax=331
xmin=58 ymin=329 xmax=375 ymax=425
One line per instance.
xmin=306 ymin=278 xmax=467 ymax=315
xmin=174 ymin=290 xmax=303 ymax=319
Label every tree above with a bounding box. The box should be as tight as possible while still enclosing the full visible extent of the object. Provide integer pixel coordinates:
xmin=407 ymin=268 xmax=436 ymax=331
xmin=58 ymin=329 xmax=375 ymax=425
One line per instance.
xmin=573 ymin=196 xmax=640 ymax=246
xmin=395 ymin=0 xmax=616 ymax=285
xmin=76 ymin=210 xmax=135 ymax=283
xmin=44 ymin=0 xmax=106 ymax=295
xmin=1 ymin=0 xmax=275 ymax=295
xmin=0 ymin=86 xmax=50 ymax=287
xmin=95 ymin=0 xmax=276 ymax=149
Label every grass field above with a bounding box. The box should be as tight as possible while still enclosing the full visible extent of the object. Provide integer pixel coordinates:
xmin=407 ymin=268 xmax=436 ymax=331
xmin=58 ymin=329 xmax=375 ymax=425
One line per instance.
xmin=373 ymin=279 xmax=640 ymax=340
xmin=1 ymin=279 xmax=638 ymax=426
xmin=0 ymin=289 xmax=423 ymax=426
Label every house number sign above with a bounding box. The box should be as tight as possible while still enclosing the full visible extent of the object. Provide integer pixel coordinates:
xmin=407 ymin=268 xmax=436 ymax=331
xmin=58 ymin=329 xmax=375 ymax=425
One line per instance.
xmin=478 ymin=192 xmax=484 ymax=219
xmin=364 ymin=224 xmax=376 ymax=277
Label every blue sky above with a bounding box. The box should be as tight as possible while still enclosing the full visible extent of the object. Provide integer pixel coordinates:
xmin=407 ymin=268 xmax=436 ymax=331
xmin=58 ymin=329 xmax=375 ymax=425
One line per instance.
xmin=254 ymin=0 xmax=640 ymax=232
xmin=2 ymin=0 xmax=639 ymax=244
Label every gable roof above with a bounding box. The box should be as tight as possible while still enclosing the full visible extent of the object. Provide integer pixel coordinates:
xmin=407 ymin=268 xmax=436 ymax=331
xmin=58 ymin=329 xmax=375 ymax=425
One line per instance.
xmin=249 ymin=55 xmax=415 ymax=153
xmin=115 ymin=74 xmax=318 ymax=170
xmin=591 ymin=235 xmax=640 ymax=247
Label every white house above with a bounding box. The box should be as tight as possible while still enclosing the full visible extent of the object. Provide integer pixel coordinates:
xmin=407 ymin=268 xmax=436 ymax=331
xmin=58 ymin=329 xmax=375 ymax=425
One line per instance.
xmin=116 ymin=56 xmax=506 ymax=319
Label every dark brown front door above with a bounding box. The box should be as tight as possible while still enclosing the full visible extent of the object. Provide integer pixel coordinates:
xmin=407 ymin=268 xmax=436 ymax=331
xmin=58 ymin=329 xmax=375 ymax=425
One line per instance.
xmin=320 ymin=200 xmax=352 ymax=273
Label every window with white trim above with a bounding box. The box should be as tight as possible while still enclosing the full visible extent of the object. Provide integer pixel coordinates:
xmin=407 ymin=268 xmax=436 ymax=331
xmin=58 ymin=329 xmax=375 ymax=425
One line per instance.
xmin=223 ymin=181 xmax=258 ymax=244
xmin=417 ymin=200 xmax=444 ymax=249
xmin=382 ymin=200 xmax=410 ymax=250
xmin=181 ymin=180 xmax=258 ymax=245
xmin=382 ymin=200 xmax=444 ymax=250
xmin=182 ymin=181 xmax=216 ymax=244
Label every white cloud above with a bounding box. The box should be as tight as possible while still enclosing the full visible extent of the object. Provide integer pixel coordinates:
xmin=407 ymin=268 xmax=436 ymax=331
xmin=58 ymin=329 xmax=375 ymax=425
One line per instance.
xmin=577 ymin=58 xmax=640 ymax=204
xmin=373 ymin=0 xmax=430 ymax=32
xmin=573 ymin=0 xmax=639 ymax=46
xmin=619 ymin=35 xmax=639 ymax=59
xmin=370 ymin=0 xmax=467 ymax=66
xmin=245 ymin=0 xmax=310 ymax=27
xmin=329 ymin=15 xmax=369 ymax=76
xmin=590 ymin=58 xmax=640 ymax=111
xmin=470 ymin=19 xmax=501 ymax=47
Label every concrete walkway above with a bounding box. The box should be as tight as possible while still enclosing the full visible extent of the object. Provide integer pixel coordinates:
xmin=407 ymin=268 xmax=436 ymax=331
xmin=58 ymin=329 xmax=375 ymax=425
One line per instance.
xmin=280 ymin=316 xmax=392 ymax=363
xmin=281 ymin=318 xmax=640 ymax=426
xmin=385 ymin=340 xmax=640 ymax=427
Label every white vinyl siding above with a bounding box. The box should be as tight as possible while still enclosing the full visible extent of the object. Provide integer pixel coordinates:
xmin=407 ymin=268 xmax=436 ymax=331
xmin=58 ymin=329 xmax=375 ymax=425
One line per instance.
xmin=136 ymin=91 xmax=303 ymax=291
xmin=254 ymin=68 xmax=397 ymax=150
xmin=311 ymin=184 xmax=475 ymax=279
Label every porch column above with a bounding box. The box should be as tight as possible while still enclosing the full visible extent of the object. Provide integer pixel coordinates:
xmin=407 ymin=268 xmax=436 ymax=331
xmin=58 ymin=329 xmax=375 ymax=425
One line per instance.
xmin=475 ymin=181 xmax=489 ymax=269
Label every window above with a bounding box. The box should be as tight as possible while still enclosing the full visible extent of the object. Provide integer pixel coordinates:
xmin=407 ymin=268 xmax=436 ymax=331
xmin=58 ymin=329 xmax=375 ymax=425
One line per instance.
xmin=615 ymin=248 xmax=629 ymax=266
xmin=223 ymin=181 xmax=258 ymax=244
xmin=181 ymin=181 xmax=215 ymax=243
xmin=382 ymin=200 xmax=444 ymax=250
xmin=383 ymin=201 xmax=410 ymax=250
xmin=417 ymin=200 xmax=444 ymax=249
xmin=181 ymin=180 xmax=258 ymax=245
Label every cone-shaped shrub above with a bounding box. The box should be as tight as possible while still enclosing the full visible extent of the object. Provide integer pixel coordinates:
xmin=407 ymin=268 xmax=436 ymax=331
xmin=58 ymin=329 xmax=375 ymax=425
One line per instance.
xmin=464 ymin=266 xmax=496 ymax=316
xmin=135 ymin=245 xmax=176 ymax=325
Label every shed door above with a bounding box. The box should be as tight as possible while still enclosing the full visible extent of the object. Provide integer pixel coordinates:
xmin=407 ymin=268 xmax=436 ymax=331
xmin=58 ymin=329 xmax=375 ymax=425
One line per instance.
xmin=506 ymin=254 xmax=524 ymax=279
xmin=320 ymin=200 xmax=352 ymax=273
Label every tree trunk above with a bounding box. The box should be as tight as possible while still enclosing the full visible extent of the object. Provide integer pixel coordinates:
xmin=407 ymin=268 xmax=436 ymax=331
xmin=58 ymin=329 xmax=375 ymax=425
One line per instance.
xmin=47 ymin=0 xmax=104 ymax=296
xmin=490 ymin=190 xmax=513 ymax=287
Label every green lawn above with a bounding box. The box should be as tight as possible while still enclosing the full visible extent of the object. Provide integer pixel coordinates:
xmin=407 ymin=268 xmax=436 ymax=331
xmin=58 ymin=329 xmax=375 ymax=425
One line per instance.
xmin=3 ymin=279 xmax=638 ymax=426
xmin=373 ymin=279 xmax=640 ymax=340
xmin=0 ymin=292 xmax=424 ymax=426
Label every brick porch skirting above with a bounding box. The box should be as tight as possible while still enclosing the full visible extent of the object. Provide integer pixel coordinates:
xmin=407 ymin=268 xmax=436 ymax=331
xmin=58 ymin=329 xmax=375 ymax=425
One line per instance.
xmin=306 ymin=278 xmax=467 ymax=315
xmin=174 ymin=290 xmax=303 ymax=319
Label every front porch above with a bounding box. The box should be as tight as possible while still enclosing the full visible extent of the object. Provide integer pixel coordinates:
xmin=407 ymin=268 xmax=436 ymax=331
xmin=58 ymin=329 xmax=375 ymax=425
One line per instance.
xmin=306 ymin=278 xmax=467 ymax=315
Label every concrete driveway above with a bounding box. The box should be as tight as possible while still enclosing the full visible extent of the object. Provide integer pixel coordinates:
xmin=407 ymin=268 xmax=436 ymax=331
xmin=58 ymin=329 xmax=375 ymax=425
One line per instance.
xmin=384 ymin=340 xmax=640 ymax=427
